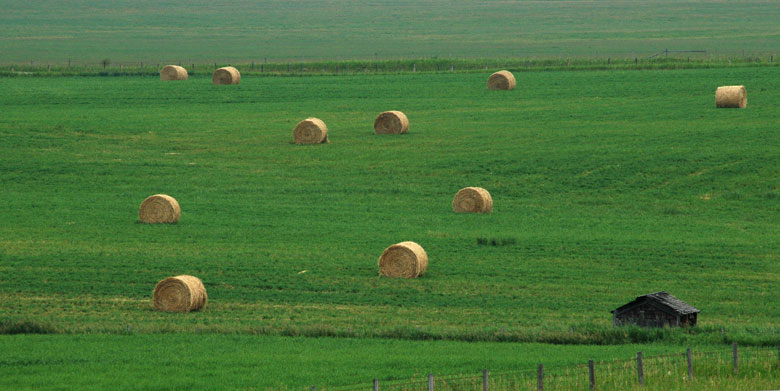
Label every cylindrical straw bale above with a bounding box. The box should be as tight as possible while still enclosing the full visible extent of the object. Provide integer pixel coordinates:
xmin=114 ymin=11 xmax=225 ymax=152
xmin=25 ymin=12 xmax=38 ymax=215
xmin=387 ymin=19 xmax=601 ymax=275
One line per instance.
xmin=293 ymin=118 xmax=328 ymax=144
xmin=153 ymin=275 xmax=207 ymax=312
xmin=139 ymin=194 xmax=181 ymax=223
xmin=160 ymin=65 xmax=188 ymax=81
xmin=212 ymin=66 xmax=241 ymax=85
xmin=715 ymin=85 xmax=746 ymax=108
xmin=487 ymin=70 xmax=516 ymax=90
xmin=378 ymin=241 xmax=428 ymax=278
xmin=452 ymin=187 xmax=493 ymax=213
xmin=374 ymin=110 xmax=409 ymax=134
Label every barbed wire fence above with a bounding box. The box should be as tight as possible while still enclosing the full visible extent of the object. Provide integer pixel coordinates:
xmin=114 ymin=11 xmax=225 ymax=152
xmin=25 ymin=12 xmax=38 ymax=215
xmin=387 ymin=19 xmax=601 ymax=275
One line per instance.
xmin=1 ymin=49 xmax=777 ymax=76
xmin=311 ymin=344 xmax=780 ymax=391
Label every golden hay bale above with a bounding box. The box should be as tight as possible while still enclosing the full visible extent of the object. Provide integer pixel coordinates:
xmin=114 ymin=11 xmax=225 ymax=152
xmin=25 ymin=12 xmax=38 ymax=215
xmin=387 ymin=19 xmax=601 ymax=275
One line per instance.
xmin=487 ymin=70 xmax=516 ymax=90
xmin=378 ymin=241 xmax=428 ymax=278
xmin=160 ymin=65 xmax=188 ymax=81
xmin=452 ymin=187 xmax=493 ymax=213
xmin=374 ymin=110 xmax=409 ymax=135
xmin=153 ymin=275 xmax=207 ymax=312
xmin=139 ymin=194 xmax=181 ymax=224
xmin=293 ymin=117 xmax=329 ymax=144
xmin=212 ymin=66 xmax=241 ymax=85
xmin=715 ymin=85 xmax=746 ymax=108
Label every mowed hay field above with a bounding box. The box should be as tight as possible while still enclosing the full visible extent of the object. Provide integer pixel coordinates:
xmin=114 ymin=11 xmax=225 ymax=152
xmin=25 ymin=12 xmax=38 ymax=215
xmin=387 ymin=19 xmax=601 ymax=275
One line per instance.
xmin=2 ymin=67 xmax=780 ymax=340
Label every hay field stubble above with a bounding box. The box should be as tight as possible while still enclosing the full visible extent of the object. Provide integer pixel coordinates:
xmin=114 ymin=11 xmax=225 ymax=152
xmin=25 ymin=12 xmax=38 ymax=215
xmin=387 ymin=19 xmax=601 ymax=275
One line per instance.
xmin=1 ymin=68 xmax=780 ymax=345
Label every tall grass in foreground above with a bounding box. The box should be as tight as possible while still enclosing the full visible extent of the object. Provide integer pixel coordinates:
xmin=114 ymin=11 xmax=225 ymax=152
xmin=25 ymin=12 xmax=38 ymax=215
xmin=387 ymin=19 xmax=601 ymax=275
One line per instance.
xmin=333 ymin=347 xmax=780 ymax=391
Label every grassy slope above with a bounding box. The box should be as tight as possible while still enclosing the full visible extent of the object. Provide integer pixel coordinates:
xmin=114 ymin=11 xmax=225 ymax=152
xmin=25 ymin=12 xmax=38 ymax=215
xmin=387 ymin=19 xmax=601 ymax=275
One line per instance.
xmin=1 ymin=0 xmax=779 ymax=62
xmin=1 ymin=67 xmax=779 ymax=344
xmin=0 ymin=334 xmax=714 ymax=390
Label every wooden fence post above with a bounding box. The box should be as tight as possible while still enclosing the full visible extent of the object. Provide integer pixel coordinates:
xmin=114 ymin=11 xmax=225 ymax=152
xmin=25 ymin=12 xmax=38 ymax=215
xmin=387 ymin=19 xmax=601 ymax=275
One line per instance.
xmin=482 ymin=369 xmax=488 ymax=391
xmin=373 ymin=378 xmax=378 ymax=391
xmin=537 ymin=364 xmax=543 ymax=391
xmin=637 ymin=351 xmax=644 ymax=386
xmin=733 ymin=343 xmax=738 ymax=374
xmin=589 ymin=360 xmax=595 ymax=391
xmin=428 ymin=373 xmax=434 ymax=391
xmin=687 ymin=347 xmax=693 ymax=380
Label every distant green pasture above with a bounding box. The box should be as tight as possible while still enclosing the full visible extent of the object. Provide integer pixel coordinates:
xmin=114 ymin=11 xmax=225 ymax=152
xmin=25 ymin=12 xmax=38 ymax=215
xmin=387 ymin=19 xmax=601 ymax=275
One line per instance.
xmin=1 ymin=0 xmax=778 ymax=63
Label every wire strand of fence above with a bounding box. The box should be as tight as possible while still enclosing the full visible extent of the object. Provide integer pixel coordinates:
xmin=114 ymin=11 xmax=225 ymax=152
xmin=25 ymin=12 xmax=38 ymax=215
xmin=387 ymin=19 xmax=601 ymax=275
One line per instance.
xmin=324 ymin=345 xmax=779 ymax=391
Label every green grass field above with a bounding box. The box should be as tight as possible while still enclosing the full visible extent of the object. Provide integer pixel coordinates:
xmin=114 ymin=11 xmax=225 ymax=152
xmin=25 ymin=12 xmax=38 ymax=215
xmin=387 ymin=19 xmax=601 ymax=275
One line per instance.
xmin=1 ymin=0 xmax=779 ymax=63
xmin=4 ymin=2 xmax=780 ymax=387
xmin=2 ymin=67 xmax=780 ymax=345
xmin=0 ymin=0 xmax=780 ymax=391
xmin=0 ymin=335 xmax=696 ymax=390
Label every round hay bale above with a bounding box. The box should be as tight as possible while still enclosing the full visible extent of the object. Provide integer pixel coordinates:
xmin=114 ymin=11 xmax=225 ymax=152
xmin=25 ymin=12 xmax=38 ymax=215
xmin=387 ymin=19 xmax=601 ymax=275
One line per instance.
xmin=212 ymin=66 xmax=241 ymax=85
xmin=293 ymin=117 xmax=328 ymax=144
xmin=378 ymin=241 xmax=428 ymax=278
xmin=139 ymin=194 xmax=181 ymax=224
xmin=452 ymin=187 xmax=493 ymax=213
xmin=374 ymin=110 xmax=409 ymax=135
xmin=715 ymin=85 xmax=746 ymax=108
xmin=153 ymin=275 xmax=207 ymax=312
xmin=160 ymin=65 xmax=188 ymax=81
xmin=487 ymin=70 xmax=516 ymax=90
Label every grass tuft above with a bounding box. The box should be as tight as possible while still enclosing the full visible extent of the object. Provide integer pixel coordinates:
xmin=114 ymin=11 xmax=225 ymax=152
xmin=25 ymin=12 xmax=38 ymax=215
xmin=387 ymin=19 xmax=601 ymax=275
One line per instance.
xmin=0 ymin=319 xmax=59 ymax=335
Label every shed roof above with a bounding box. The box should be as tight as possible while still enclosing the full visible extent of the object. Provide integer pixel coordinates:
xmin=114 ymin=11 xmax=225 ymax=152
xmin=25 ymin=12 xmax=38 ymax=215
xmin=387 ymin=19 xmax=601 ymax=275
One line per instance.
xmin=611 ymin=291 xmax=700 ymax=315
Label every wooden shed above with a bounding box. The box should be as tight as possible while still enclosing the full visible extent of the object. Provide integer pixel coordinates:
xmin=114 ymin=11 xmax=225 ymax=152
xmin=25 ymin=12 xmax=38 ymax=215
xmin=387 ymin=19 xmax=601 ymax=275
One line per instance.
xmin=611 ymin=291 xmax=700 ymax=328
